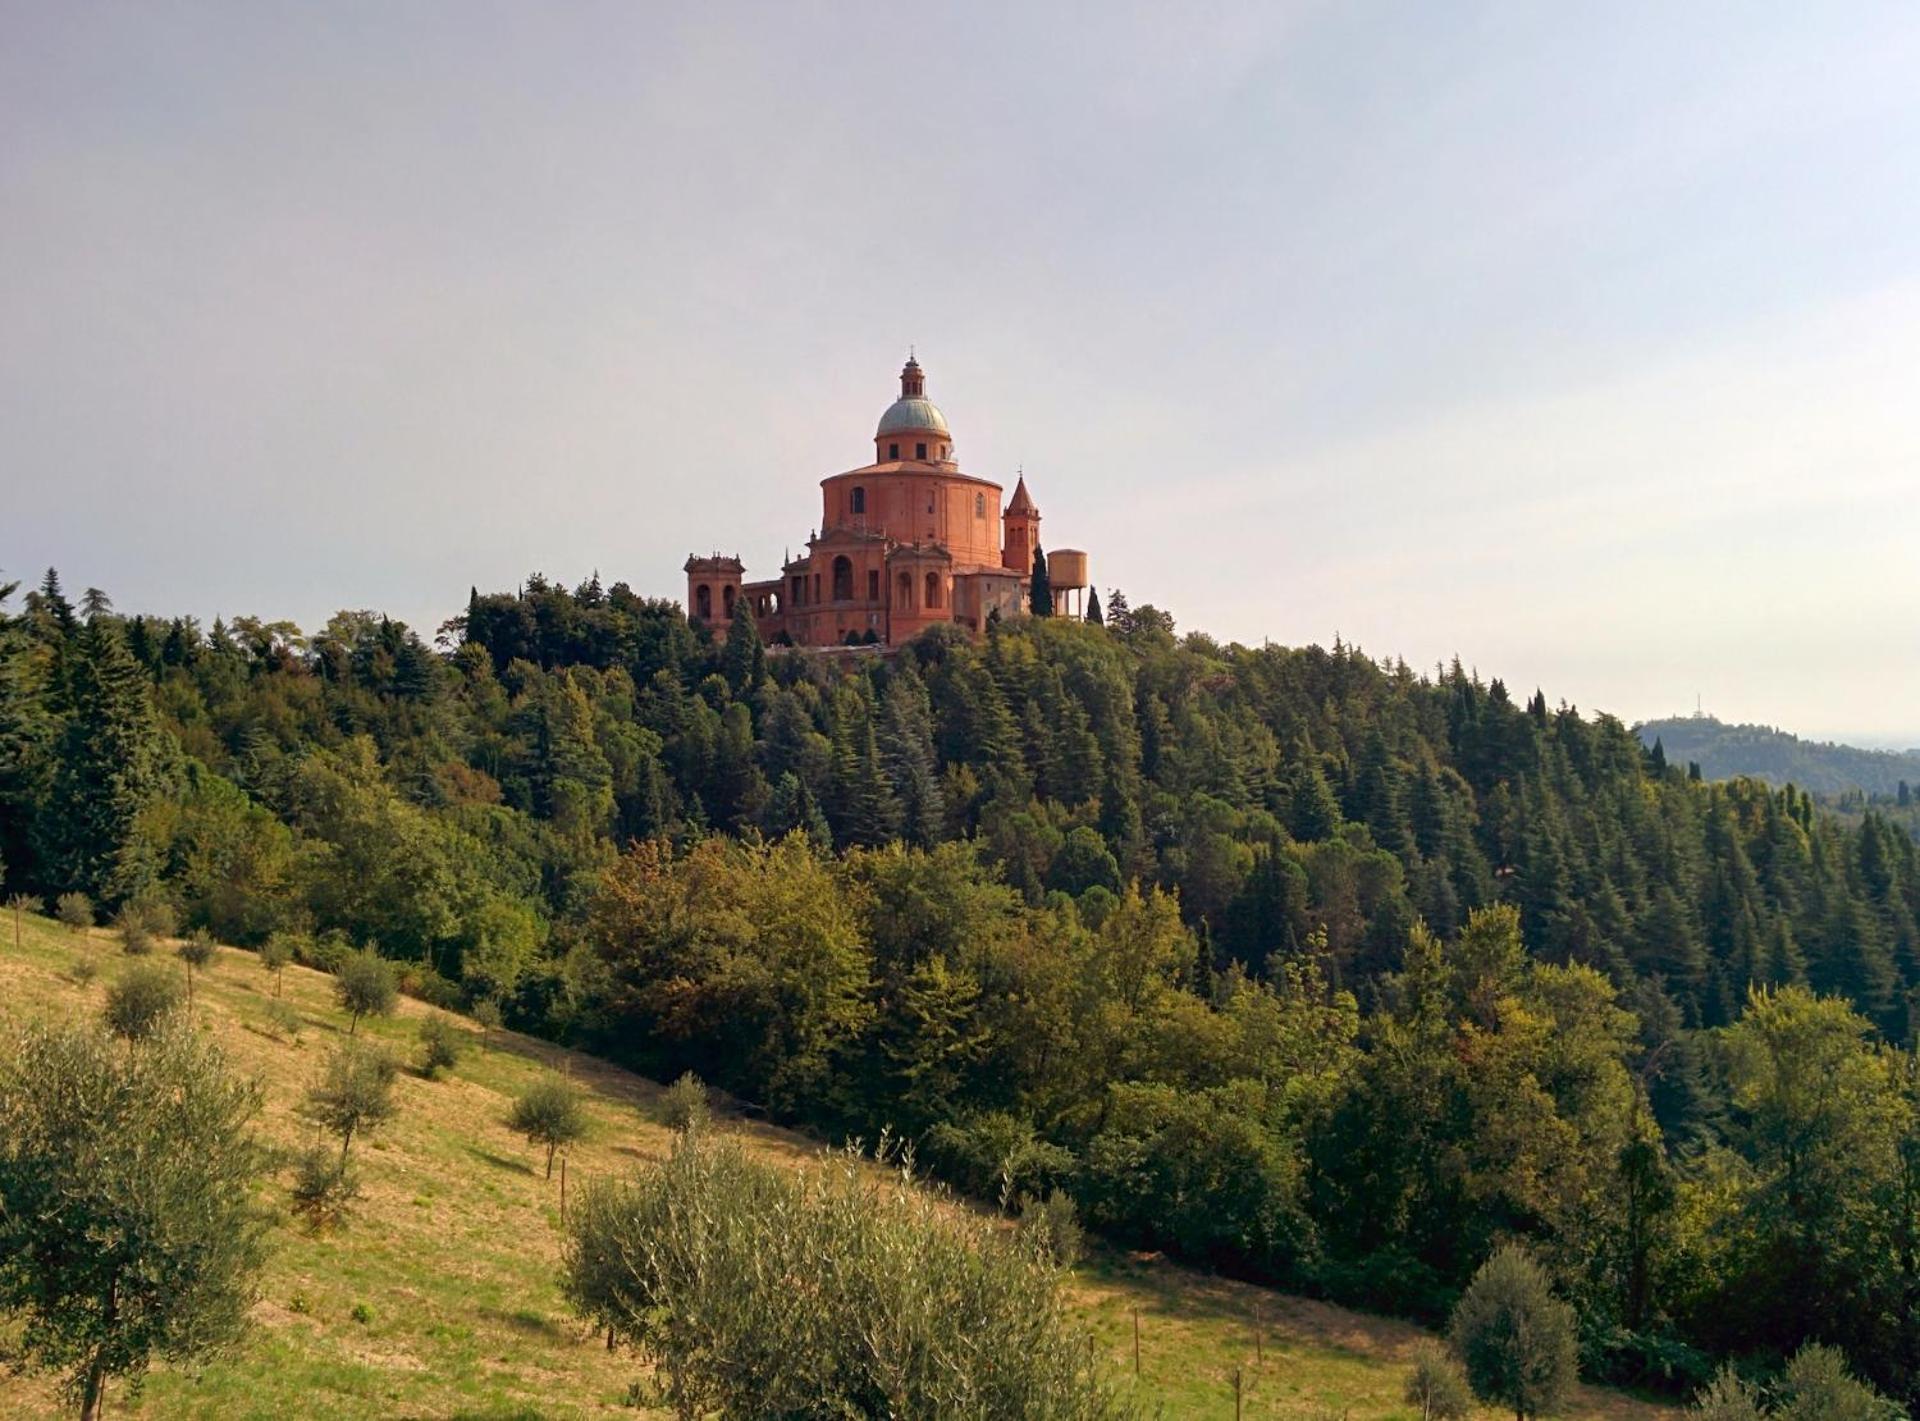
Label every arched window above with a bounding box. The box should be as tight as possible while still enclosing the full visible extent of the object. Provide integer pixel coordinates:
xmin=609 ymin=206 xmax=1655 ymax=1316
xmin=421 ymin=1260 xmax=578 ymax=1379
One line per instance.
xmin=851 ymin=486 xmax=866 ymax=514
xmin=924 ymin=572 xmax=942 ymax=610
xmin=888 ymin=443 xmax=899 ymax=460
xmin=975 ymin=492 xmax=985 ymax=517
xmin=722 ymin=585 xmax=736 ymax=617
xmin=695 ymin=584 xmax=711 ymax=620
xmin=832 ymin=556 xmax=854 ymax=602
xmin=895 ymin=570 xmax=914 ymax=611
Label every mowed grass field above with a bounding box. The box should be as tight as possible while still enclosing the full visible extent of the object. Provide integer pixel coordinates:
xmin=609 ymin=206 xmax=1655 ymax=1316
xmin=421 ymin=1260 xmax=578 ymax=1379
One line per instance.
xmin=0 ymin=908 xmax=1676 ymax=1420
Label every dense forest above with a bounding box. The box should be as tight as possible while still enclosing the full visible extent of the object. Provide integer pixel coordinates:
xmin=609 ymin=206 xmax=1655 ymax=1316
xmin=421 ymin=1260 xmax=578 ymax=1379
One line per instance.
xmin=1637 ymin=713 xmax=1920 ymax=799
xmin=6 ymin=567 xmax=1920 ymax=1405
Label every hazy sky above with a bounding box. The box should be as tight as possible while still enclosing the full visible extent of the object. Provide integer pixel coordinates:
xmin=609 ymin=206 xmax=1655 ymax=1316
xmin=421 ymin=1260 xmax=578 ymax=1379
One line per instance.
xmin=4 ymin=3 xmax=1919 ymax=741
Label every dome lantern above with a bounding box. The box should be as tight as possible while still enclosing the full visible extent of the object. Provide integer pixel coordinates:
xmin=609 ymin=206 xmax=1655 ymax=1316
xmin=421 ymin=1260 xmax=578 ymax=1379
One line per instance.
xmin=875 ymin=353 xmax=952 ymax=462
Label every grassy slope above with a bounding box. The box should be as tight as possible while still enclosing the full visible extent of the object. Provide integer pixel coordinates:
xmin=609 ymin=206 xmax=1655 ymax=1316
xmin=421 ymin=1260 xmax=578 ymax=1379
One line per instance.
xmin=0 ymin=910 xmax=1674 ymax=1420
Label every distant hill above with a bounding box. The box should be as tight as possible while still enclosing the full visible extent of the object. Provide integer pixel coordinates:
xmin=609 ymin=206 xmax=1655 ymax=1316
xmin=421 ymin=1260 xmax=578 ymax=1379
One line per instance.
xmin=1635 ymin=715 xmax=1920 ymax=797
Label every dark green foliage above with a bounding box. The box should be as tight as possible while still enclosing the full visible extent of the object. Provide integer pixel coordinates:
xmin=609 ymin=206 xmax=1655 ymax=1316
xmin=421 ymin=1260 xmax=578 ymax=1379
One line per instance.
xmin=1448 ymin=1245 xmax=1579 ymax=1420
xmin=13 ymin=570 xmax=1920 ymax=1403
xmin=102 ymin=961 xmax=186 ymax=1040
xmin=36 ymin=619 xmax=171 ymax=902
xmin=333 ymin=948 xmax=397 ymax=1035
xmin=0 ymin=1021 xmax=266 ymax=1418
xmin=1030 ymin=544 xmax=1053 ymax=617
xmin=510 ymin=1073 xmax=587 ymax=1178
xmin=417 ymin=1015 xmax=464 ymax=1079
xmin=560 ymin=1131 xmax=1125 ymax=1419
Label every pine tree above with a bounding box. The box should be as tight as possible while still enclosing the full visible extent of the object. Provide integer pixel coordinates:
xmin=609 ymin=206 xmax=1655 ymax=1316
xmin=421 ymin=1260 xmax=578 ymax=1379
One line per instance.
xmin=1085 ymin=588 xmax=1103 ymax=626
xmin=1287 ymin=755 xmax=1342 ymax=843
xmin=876 ymin=671 xmax=944 ymax=846
xmin=36 ymin=620 xmax=168 ymax=900
xmin=1029 ymin=545 xmax=1052 ymax=617
xmin=722 ymin=595 xmax=766 ymax=697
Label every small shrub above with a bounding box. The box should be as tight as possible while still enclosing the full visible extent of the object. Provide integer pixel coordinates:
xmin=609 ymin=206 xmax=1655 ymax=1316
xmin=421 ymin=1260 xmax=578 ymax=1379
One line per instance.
xmin=472 ymin=997 xmax=503 ymax=1042
xmin=1773 ymin=1343 xmax=1904 ymax=1421
xmin=117 ymin=909 xmax=155 ymax=956
xmin=510 ymin=1074 xmax=587 ymax=1178
xmin=418 ymin=1015 xmax=463 ymax=1079
xmin=123 ymin=891 xmax=178 ymax=941
xmin=56 ymin=891 xmax=94 ymax=933
xmin=1018 ymin=1189 xmax=1085 ymax=1270
xmin=399 ymin=967 xmax=463 ymax=1010
xmin=70 ymin=957 xmax=99 ymax=987
xmin=350 ymin=1302 xmax=373 ymax=1325
xmin=1689 ymin=1365 xmax=1763 ymax=1421
xmin=103 ymin=961 xmax=187 ymax=1040
xmin=290 ymin=1143 xmax=361 ymax=1227
xmin=288 ymin=1290 xmax=312 ymax=1315
xmin=266 ymin=999 xmax=303 ymax=1042
xmin=1404 ymin=1339 xmax=1474 ymax=1421
xmin=333 ymin=948 xmax=397 ymax=1036
xmin=660 ymin=1072 xmax=709 ymax=1133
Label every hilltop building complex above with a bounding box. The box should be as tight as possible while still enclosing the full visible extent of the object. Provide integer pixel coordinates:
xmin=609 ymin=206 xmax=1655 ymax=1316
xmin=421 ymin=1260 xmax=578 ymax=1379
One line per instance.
xmin=684 ymin=356 xmax=1087 ymax=646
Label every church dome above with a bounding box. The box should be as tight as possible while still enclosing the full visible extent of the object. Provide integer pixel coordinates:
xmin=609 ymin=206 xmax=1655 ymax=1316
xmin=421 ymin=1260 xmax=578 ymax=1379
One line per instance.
xmin=875 ymin=354 xmax=950 ymax=440
xmin=877 ymin=396 xmax=949 ymax=437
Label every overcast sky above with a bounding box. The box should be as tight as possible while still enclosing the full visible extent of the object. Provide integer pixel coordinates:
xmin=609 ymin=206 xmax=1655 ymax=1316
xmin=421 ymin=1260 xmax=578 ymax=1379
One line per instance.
xmin=4 ymin=3 xmax=1918 ymax=742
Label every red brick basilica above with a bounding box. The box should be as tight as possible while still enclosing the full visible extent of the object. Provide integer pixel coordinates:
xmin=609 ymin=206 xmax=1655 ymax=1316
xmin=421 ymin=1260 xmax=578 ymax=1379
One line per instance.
xmin=684 ymin=355 xmax=1088 ymax=647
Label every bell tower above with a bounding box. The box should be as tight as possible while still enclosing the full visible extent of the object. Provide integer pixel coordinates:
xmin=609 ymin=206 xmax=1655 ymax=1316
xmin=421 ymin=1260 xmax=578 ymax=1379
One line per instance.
xmin=1002 ymin=473 xmax=1040 ymax=574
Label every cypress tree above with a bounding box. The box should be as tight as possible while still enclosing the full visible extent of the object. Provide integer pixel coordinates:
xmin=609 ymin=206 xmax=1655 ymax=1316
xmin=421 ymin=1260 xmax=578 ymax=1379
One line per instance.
xmin=1029 ymin=545 xmax=1052 ymax=617
xmin=1085 ymin=588 xmax=1103 ymax=626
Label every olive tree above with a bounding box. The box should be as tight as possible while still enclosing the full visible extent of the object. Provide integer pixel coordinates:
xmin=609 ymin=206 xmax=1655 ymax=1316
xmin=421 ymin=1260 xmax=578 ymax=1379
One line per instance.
xmin=417 ymin=1015 xmax=463 ymax=1079
xmin=304 ymin=1042 xmax=398 ymax=1168
xmin=56 ymin=892 xmax=94 ymax=934
xmin=1448 ymin=1245 xmax=1579 ymax=1421
xmin=1405 ymin=1339 xmax=1474 ymax=1421
xmin=1773 ymin=1344 xmax=1903 ymax=1421
xmin=102 ymin=962 xmax=186 ymax=1041
xmin=510 ymin=1073 xmax=587 ymax=1178
xmin=333 ymin=948 xmax=396 ymax=1036
xmin=0 ymin=1021 xmax=266 ymax=1420
xmin=561 ymin=1131 xmax=1126 ymax=1419
xmin=178 ymin=929 xmax=217 ymax=1007
xmin=7 ymin=892 xmax=39 ymax=949
xmin=258 ymin=933 xmax=294 ymax=997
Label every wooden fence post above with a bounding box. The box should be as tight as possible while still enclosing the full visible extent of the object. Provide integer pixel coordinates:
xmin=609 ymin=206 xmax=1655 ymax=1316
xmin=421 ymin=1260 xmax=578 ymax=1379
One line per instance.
xmin=1233 ymin=1366 xmax=1243 ymax=1420
xmin=1132 ymin=1307 xmax=1141 ymax=1377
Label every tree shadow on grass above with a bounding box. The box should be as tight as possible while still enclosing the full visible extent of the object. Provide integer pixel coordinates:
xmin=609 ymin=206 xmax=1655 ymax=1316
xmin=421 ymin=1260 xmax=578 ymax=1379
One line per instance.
xmin=478 ymin=1306 xmax=567 ymax=1341
xmin=463 ymin=1142 xmax=536 ymax=1176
